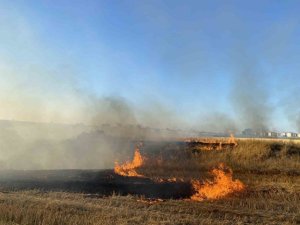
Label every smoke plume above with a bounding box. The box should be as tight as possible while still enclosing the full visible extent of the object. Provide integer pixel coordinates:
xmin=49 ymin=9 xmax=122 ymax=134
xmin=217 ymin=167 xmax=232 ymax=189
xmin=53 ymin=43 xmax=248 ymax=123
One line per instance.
xmin=230 ymin=65 xmax=271 ymax=131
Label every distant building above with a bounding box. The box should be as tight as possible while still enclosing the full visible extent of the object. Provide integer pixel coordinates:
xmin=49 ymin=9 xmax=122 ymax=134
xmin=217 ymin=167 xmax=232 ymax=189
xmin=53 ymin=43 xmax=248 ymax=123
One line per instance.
xmin=280 ymin=132 xmax=298 ymax=138
xmin=291 ymin=133 xmax=298 ymax=138
xmin=259 ymin=131 xmax=269 ymax=137
xmin=242 ymin=129 xmax=300 ymax=139
xmin=278 ymin=132 xmax=287 ymax=138
xmin=267 ymin=132 xmax=278 ymax=138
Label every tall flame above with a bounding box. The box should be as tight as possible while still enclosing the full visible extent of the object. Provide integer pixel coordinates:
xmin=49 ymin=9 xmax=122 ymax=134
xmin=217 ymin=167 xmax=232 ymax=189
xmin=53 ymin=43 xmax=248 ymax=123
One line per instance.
xmin=190 ymin=163 xmax=245 ymax=201
xmin=114 ymin=145 xmax=144 ymax=177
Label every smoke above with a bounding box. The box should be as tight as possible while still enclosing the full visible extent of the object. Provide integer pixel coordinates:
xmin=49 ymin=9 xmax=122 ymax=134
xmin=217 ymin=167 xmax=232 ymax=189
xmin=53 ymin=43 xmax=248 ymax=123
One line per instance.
xmin=0 ymin=123 xmax=131 ymax=170
xmin=1 ymin=1 xmax=300 ymax=170
xmin=281 ymin=87 xmax=300 ymax=132
xmin=0 ymin=57 xmax=191 ymax=169
xmin=0 ymin=79 xmax=198 ymax=170
xmin=264 ymin=19 xmax=299 ymax=132
xmin=86 ymin=96 xmax=191 ymax=140
xmin=136 ymin=100 xmax=187 ymax=130
xmin=223 ymin=8 xmax=273 ymax=132
xmin=198 ymin=112 xmax=237 ymax=133
xmin=230 ymin=64 xmax=271 ymax=131
xmin=0 ymin=96 xmax=188 ymax=170
xmin=0 ymin=62 xmax=85 ymax=124
xmin=89 ymin=96 xmax=137 ymax=127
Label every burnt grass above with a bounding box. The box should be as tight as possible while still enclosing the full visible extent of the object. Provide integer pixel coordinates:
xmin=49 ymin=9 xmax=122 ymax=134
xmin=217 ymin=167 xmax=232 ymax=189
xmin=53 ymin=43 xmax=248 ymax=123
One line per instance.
xmin=0 ymin=140 xmax=234 ymax=200
xmin=0 ymin=169 xmax=193 ymax=199
xmin=0 ymin=139 xmax=299 ymax=225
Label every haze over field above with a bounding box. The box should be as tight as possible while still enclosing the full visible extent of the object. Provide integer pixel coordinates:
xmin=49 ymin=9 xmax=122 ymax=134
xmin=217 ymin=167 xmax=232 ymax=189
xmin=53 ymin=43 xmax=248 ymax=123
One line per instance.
xmin=1 ymin=0 xmax=300 ymax=169
xmin=1 ymin=0 xmax=300 ymax=131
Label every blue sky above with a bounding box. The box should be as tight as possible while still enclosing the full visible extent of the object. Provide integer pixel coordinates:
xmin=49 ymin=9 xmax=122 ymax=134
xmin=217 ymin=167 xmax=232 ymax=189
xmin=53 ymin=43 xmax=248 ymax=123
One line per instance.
xmin=1 ymin=0 xmax=300 ymax=131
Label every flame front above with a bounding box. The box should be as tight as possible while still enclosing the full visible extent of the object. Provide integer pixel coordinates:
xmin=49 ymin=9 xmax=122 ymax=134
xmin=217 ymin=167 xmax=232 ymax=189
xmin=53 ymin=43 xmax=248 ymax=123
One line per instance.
xmin=114 ymin=143 xmax=245 ymax=201
xmin=190 ymin=163 xmax=245 ymax=201
xmin=114 ymin=146 xmax=144 ymax=177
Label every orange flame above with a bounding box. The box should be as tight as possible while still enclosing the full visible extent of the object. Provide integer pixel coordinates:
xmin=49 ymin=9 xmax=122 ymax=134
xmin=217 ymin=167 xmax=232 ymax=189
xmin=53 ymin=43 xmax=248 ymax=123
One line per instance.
xmin=114 ymin=145 xmax=144 ymax=177
xmin=190 ymin=163 xmax=245 ymax=201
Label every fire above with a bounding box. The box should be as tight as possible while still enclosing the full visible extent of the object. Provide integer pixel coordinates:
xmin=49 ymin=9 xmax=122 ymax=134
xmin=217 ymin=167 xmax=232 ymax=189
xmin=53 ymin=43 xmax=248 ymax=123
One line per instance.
xmin=114 ymin=142 xmax=245 ymax=202
xmin=190 ymin=163 xmax=245 ymax=201
xmin=114 ymin=145 xmax=144 ymax=177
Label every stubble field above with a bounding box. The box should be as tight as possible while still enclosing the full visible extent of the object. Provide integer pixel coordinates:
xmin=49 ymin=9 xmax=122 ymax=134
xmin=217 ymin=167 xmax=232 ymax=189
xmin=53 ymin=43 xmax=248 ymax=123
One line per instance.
xmin=0 ymin=139 xmax=299 ymax=225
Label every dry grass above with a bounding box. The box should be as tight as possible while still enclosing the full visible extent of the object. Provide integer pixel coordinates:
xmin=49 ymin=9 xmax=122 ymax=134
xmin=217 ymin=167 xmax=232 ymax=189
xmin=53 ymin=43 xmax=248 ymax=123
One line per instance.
xmin=0 ymin=182 xmax=299 ymax=225
xmin=195 ymin=139 xmax=300 ymax=172
xmin=0 ymin=139 xmax=299 ymax=225
xmin=138 ymin=139 xmax=300 ymax=180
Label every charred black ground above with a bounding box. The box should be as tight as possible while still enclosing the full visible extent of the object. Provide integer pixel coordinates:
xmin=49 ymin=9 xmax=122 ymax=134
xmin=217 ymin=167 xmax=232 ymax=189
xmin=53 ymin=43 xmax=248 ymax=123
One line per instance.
xmin=0 ymin=169 xmax=193 ymax=199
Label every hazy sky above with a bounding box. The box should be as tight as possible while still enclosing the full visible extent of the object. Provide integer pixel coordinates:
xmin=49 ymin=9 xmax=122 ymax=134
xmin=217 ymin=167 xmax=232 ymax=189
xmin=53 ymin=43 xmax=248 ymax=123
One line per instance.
xmin=1 ymin=0 xmax=300 ymax=131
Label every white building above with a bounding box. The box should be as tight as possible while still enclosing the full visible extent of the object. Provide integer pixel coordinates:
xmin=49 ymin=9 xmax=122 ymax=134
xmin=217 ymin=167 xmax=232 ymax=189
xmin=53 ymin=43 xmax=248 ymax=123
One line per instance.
xmin=267 ymin=132 xmax=278 ymax=138
xmin=281 ymin=132 xmax=298 ymax=138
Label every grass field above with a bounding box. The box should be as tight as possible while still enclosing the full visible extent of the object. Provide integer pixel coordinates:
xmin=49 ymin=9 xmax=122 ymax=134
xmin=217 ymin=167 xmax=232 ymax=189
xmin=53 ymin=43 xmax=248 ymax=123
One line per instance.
xmin=0 ymin=139 xmax=299 ymax=225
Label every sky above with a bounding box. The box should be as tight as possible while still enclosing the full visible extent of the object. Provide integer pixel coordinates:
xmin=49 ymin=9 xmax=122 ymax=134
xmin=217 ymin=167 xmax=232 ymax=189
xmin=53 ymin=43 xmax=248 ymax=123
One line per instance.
xmin=1 ymin=0 xmax=300 ymax=132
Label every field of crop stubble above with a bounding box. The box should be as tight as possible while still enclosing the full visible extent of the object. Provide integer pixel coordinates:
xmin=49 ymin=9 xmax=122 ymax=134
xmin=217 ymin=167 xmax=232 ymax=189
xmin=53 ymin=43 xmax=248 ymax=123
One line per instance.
xmin=0 ymin=138 xmax=299 ymax=225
